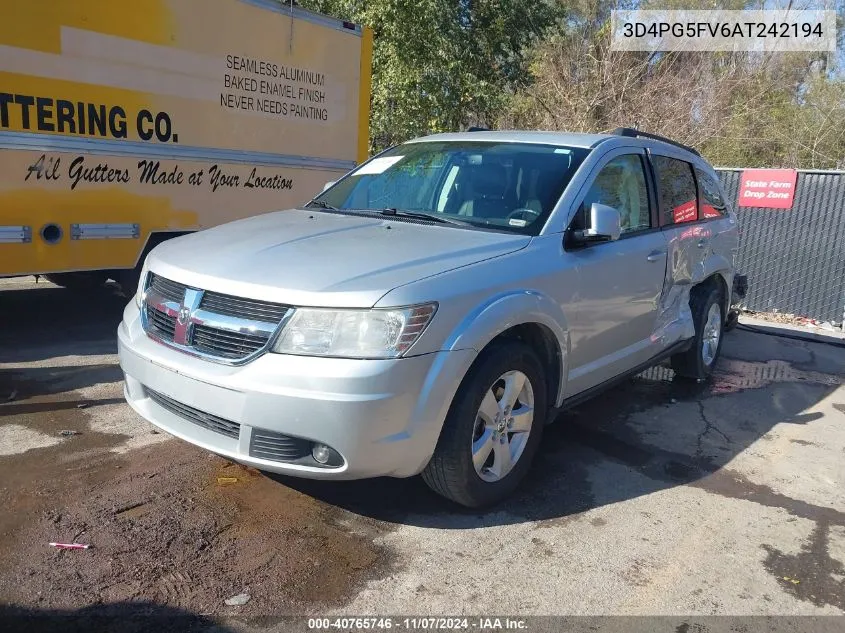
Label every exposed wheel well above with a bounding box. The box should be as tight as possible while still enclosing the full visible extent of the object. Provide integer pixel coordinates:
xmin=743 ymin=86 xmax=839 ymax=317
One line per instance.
xmin=487 ymin=323 xmax=562 ymax=411
xmin=694 ymin=273 xmax=730 ymax=316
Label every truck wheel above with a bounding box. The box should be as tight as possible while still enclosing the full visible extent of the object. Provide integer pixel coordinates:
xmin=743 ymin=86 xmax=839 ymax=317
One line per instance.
xmin=422 ymin=340 xmax=546 ymax=508
xmin=43 ymin=272 xmax=108 ymax=291
xmin=115 ymin=268 xmax=142 ymax=298
xmin=671 ymin=284 xmax=724 ymax=380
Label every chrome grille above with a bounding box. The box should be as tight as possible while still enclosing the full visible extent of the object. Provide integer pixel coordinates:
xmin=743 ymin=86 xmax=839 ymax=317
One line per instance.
xmin=141 ymin=273 xmax=290 ymax=363
xmin=249 ymin=429 xmax=311 ymax=462
xmin=146 ymin=388 xmax=240 ymax=439
xmin=145 ymin=305 xmax=176 ymax=339
xmin=149 ymin=273 xmax=186 ymax=303
xmin=193 ymin=325 xmax=269 ymax=359
xmin=200 ymin=291 xmax=288 ymax=323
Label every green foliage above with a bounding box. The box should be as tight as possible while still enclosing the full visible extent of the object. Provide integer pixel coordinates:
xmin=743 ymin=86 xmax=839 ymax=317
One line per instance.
xmin=500 ymin=4 xmax=844 ymax=169
xmin=298 ymin=0 xmax=565 ymax=151
xmin=707 ymin=72 xmax=845 ymax=169
xmin=302 ymin=0 xmax=844 ymax=168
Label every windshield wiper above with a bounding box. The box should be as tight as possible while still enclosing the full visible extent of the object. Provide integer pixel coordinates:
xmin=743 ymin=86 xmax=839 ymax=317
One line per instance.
xmin=305 ymin=199 xmax=338 ymax=211
xmin=305 ymin=203 xmax=474 ymax=228
xmin=377 ymin=208 xmax=474 ymax=227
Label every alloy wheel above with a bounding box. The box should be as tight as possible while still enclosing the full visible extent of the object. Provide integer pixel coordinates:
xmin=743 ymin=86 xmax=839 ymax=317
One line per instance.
xmin=701 ymin=302 xmax=722 ymax=366
xmin=471 ymin=370 xmax=534 ymax=482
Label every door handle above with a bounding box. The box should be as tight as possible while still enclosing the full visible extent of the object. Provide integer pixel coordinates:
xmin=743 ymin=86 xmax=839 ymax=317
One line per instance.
xmin=697 ymin=239 xmax=708 ymax=248
xmin=646 ymin=250 xmax=665 ymax=262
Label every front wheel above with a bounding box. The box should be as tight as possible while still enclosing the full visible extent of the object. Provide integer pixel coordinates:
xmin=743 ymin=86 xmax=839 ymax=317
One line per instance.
xmin=671 ymin=284 xmax=724 ymax=380
xmin=422 ymin=340 xmax=547 ymax=507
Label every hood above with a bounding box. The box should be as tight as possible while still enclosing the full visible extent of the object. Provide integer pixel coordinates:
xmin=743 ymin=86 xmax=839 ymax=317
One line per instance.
xmin=147 ymin=209 xmax=530 ymax=307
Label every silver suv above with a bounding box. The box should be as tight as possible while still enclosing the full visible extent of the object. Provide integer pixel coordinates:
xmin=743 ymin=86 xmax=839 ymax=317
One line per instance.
xmin=118 ymin=129 xmax=738 ymax=507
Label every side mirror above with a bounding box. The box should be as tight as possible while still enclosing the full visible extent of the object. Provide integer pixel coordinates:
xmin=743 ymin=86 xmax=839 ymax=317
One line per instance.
xmin=580 ymin=203 xmax=621 ymax=242
xmin=322 ymin=181 xmax=336 ymax=192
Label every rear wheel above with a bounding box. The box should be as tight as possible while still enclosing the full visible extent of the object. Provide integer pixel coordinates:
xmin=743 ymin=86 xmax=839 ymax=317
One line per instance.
xmin=422 ymin=340 xmax=547 ymax=507
xmin=671 ymin=284 xmax=724 ymax=380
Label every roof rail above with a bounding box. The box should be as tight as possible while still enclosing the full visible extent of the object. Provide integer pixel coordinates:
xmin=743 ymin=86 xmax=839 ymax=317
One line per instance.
xmin=466 ymin=126 xmax=489 ymax=132
xmin=611 ymin=127 xmax=701 ymax=157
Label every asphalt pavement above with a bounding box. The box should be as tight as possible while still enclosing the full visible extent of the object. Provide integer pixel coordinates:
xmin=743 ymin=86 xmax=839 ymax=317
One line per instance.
xmin=1 ymin=277 xmax=843 ymax=629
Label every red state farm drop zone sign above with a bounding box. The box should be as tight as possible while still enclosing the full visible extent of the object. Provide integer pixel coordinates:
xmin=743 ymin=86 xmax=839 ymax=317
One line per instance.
xmin=737 ymin=169 xmax=798 ymax=209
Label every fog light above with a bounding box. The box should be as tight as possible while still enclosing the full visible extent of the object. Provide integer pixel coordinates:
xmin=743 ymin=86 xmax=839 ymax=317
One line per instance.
xmin=312 ymin=443 xmax=331 ymax=464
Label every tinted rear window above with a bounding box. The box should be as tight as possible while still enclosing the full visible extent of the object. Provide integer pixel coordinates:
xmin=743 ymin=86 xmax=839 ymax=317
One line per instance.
xmin=653 ymin=156 xmax=698 ymax=226
xmin=696 ymin=168 xmax=728 ymax=218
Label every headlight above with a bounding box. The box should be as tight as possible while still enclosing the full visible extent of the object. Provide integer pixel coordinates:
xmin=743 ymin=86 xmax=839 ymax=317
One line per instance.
xmin=271 ymin=303 xmax=437 ymax=359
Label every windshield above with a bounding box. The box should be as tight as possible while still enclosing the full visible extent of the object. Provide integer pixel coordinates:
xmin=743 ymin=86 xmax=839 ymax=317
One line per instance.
xmin=312 ymin=141 xmax=590 ymax=234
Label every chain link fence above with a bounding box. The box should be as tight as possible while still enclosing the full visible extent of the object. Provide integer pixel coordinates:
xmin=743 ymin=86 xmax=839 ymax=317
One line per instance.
xmin=716 ymin=168 xmax=845 ymax=327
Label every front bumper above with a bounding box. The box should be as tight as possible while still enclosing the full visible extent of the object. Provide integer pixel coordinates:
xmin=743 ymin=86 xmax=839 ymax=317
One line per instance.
xmin=118 ymin=302 xmax=475 ymax=479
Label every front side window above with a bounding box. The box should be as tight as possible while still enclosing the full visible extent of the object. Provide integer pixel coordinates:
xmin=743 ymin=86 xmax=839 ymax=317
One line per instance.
xmin=653 ymin=156 xmax=698 ymax=226
xmin=312 ymin=141 xmax=590 ymax=234
xmin=696 ymin=168 xmax=728 ymax=218
xmin=577 ymin=154 xmax=651 ymax=235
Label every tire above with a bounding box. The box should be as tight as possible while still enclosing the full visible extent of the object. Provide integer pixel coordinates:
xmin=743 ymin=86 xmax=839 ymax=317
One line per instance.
xmin=671 ymin=284 xmax=724 ymax=380
xmin=43 ymin=272 xmax=108 ymax=291
xmin=422 ymin=340 xmax=547 ymax=508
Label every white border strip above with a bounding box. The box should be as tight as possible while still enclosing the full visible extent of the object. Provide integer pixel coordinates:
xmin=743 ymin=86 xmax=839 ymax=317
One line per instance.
xmin=0 ymin=40 xmax=218 ymax=102
xmin=0 ymin=131 xmax=356 ymax=171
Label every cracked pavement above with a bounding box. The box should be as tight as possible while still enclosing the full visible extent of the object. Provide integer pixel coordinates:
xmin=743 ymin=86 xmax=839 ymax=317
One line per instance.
xmin=696 ymin=399 xmax=732 ymax=456
xmin=1 ymin=278 xmax=844 ymax=625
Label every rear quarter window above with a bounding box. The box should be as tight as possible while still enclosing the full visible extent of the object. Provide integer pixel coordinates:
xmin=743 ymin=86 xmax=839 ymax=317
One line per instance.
xmin=695 ymin=168 xmax=728 ymax=218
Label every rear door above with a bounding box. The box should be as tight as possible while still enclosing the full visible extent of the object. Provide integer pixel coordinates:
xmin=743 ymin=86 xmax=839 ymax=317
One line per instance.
xmin=694 ymin=166 xmax=739 ymax=281
xmin=650 ymin=151 xmax=708 ymax=273
xmin=563 ymin=149 xmax=669 ymax=397
xmin=650 ymin=148 xmax=730 ymax=350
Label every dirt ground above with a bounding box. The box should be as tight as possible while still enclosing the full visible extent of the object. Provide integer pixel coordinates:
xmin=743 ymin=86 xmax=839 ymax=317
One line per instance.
xmin=742 ymin=310 xmax=843 ymax=333
xmin=0 ymin=441 xmax=389 ymax=615
xmin=1 ymin=277 xmax=844 ymax=631
xmin=0 ymin=279 xmax=392 ymax=622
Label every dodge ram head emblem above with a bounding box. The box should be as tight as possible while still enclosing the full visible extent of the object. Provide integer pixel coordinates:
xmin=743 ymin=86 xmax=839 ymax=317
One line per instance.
xmin=177 ymin=305 xmax=191 ymax=325
xmin=172 ymin=288 xmax=203 ymax=346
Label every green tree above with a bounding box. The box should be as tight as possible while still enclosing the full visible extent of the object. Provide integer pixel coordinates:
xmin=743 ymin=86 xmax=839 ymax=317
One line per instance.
xmin=501 ymin=0 xmax=845 ymax=169
xmin=299 ymin=0 xmax=565 ymax=151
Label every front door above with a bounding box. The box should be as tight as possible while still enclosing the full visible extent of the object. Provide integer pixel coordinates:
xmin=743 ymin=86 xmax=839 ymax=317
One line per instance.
xmin=564 ymin=151 xmax=668 ymax=397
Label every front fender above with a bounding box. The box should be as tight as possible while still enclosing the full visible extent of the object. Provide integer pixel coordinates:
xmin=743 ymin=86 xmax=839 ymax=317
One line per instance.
xmin=443 ymin=290 xmax=570 ymax=407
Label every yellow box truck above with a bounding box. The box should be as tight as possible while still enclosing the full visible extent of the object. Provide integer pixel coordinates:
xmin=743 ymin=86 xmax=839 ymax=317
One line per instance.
xmin=0 ymin=0 xmax=372 ymax=291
